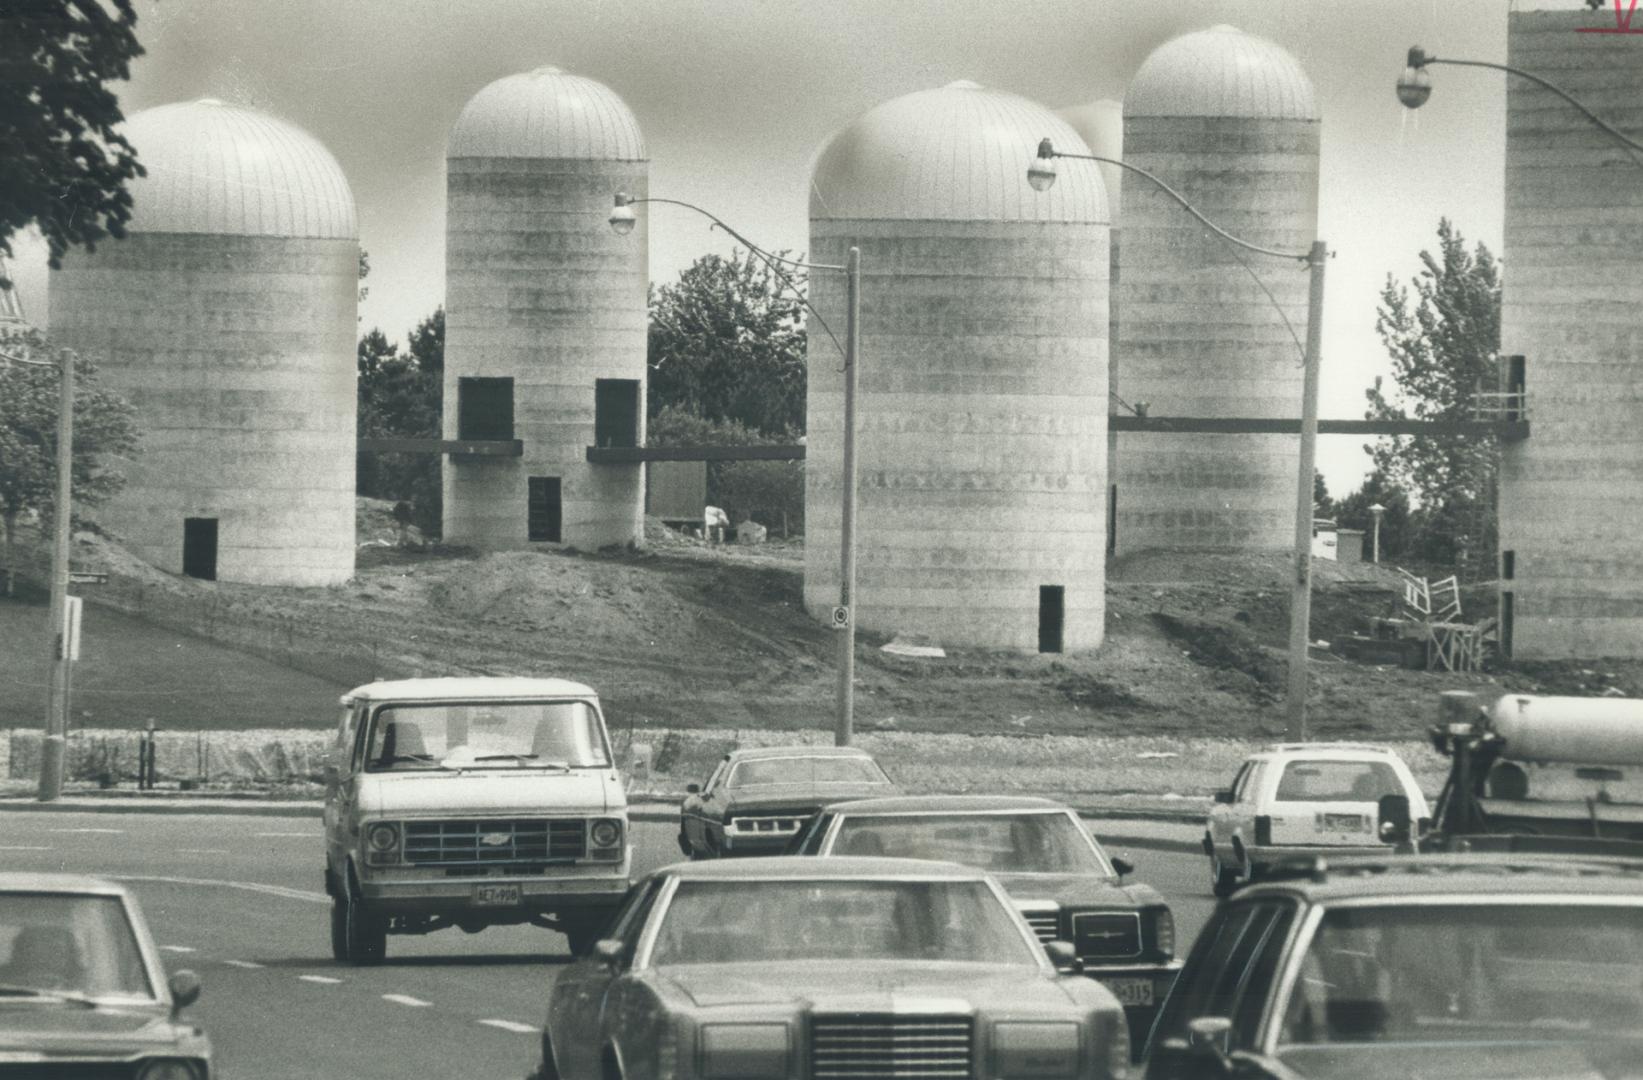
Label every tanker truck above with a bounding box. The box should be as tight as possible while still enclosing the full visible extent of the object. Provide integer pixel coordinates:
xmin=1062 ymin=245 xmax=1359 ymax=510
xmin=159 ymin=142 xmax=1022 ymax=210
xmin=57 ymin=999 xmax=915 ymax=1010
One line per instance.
xmin=1380 ymin=690 xmax=1643 ymax=856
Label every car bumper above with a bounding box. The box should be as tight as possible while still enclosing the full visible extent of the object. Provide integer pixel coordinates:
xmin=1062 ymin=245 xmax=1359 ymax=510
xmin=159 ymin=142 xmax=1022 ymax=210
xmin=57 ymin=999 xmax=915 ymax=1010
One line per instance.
xmin=1246 ymin=843 xmax=1389 ymax=869
xmin=358 ymin=863 xmax=630 ymax=915
xmin=1083 ymin=961 xmax=1182 ymax=1060
xmin=719 ymin=831 xmax=801 ymax=855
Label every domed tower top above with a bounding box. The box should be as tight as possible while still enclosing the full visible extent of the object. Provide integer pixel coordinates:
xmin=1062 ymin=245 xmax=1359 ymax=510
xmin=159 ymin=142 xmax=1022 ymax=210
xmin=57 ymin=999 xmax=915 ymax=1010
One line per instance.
xmin=1125 ymin=25 xmax=1318 ymax=121
xmin=448 ymin=66 xmax=646 ymax=161
xmin=122 ymin=99 xmax=357 ymax=239
xmin=810 ymin=80 xmax=1108 ymax=223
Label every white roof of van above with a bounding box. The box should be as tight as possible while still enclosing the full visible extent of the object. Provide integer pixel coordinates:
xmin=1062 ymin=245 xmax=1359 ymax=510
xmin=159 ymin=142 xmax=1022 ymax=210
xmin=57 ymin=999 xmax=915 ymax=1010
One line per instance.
xmin=342 ymin=677 xmax=598 ymax=703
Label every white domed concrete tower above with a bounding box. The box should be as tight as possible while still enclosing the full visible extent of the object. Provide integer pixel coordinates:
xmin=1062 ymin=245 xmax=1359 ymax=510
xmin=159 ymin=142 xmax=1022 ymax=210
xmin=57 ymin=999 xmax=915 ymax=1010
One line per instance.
xmin=806 ymin=81 xmax=1111 ymax=652
xmin=443 ymin=67 xmax=648 ymax=550
xmin=1117 ymin=25 xmax=1319 ymax=555
xmin=1058 ymin=97 xmax=1124 ymax=549
xmin=48 ymin=99 xmax=359 ymax=586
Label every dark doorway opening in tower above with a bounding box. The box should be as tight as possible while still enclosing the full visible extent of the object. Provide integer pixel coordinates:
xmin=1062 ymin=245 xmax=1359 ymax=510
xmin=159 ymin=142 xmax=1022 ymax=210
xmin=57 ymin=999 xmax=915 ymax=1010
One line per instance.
xmin=595 ymin=379 xmax=641 ymax=449
xmin=1500 ymin=591 xmax=1514 ymax=660
xmin=1501 ymin=549 xmax=1515 ymax=581
xmin=1038 ymin=586 xmax=1065 ymax=654
xmin=1107 ymin=484 xmax=1117 ymax=556
xmin=458 ymin=377 xmax=514 ymax=441
xmin=182 ymin=518 xmax=218 ymax=581
xmin=528 ymin=476 xmax=562 ymax=543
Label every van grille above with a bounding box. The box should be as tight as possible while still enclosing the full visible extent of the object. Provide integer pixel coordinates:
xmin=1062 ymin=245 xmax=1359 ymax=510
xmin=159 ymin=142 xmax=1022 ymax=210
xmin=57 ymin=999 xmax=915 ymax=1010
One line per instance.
xmin=810 ymin=1015 xmax=972 ymax=1079
xmin=403 ymin=818 xmax=586 ymax=866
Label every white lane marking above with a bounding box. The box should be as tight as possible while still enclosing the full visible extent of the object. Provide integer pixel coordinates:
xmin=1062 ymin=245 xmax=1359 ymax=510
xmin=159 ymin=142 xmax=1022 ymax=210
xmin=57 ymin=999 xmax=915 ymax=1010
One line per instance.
xmin=382 ymin=994 xmax=432 ymax=1008
xmin=160 ymin=945 xmax=196 ymax=954
xmin=298 ymin=975 xmax=342 ymax=985
xmin=223 ymin=960 xmax=265 ymax=969
xmin=178 ymin=849 xmax=230 ymax=855
xmin=254 ymin=832 xmax=313 ymax=838
xmin=48 ymin=827 xmax=123 ymax=834
xmin=112 ymin=875 xmax=328 ymax=905
xmin=0 ymin=846 xmax=52 ymax=851
xmin=478 ymin=1019 xmax=539 ymax=1034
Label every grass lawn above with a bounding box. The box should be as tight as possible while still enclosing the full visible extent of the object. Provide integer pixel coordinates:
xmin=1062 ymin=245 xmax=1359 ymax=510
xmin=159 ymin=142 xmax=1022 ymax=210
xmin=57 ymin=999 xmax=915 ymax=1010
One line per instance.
xmin=0 ymin=595 xmax=348 ymax=732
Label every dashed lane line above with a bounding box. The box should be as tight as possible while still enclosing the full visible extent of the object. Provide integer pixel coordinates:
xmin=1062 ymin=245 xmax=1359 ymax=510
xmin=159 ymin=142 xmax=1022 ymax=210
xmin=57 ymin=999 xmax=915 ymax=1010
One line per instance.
xmin=478 ymin=1020 xmax=539 ymax=1034
xmin=0 ymin=846 xmax=52 ymax=851
xmin=223 ymin=960 xmax=265 ymax=969
xmin=112 ymin=874 xmax=329 ymax=905
xmin=298 ymin=975 xmax=342 ymax=985
xmin=382 ymin=994 xmax=433 ymax=1008
xmin=160 ymin=945 xmax=196 ymax=954
xmin=177 ymin=849 xmax=231 ymax=855
xmin=47 ymin=828 xmax=123 ymax=834
xmin=255 ymin=832 xmax=313 ymax=838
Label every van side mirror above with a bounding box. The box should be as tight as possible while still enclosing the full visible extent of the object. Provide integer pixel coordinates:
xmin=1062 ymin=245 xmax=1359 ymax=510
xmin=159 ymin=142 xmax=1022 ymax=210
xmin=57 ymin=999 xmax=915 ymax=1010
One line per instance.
xmin=1378 ymin=794 xmax=1411 ymax=845
xmin=1186 ymin=1016 xmax=1233 ymax=1063
xmin=1044 ymin=940 xmax=1082 ymax=973
xmin=685 ymin=783 xmax=701 ymax=795
xmin=1213 ymin=789 xmax=1236 ymax=805
xmin=168 ymin=970 xmax=201 ymax=1019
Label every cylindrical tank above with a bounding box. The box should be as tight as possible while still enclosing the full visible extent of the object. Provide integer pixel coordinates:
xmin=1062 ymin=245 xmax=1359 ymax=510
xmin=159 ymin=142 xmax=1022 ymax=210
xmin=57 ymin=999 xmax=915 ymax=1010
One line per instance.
xmin=805 ymin=81 xmax=1110 ymax=652
xmin=444 ymin=67 xmax=648 ymax=550
xmin=1489 ymin=694 xmax=1643 ymax=766
xmin=48 ymin=99 xmax=358 ymax=586
xmin=1058 ymin=98 xmax=1124 ymax=553
xmin=1116 ymin=25 xmax=1319 ymax=555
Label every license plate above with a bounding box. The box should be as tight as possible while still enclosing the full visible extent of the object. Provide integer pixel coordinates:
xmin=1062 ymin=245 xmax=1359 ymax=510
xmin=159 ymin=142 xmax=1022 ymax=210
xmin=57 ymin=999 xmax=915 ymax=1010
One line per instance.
xmin=473 ymin=883 xmax=522 ymax=906
xmin=1099 ymin=976 xmax=1155 ymax=1007
xmin=1325 ymin=813 xmax=1367 ymax=831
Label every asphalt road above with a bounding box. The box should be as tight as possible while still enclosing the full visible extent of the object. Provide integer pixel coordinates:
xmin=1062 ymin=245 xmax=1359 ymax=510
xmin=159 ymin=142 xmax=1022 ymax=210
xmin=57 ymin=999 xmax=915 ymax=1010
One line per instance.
xmin=0 ymin=812 xmax=1213 ymax=1080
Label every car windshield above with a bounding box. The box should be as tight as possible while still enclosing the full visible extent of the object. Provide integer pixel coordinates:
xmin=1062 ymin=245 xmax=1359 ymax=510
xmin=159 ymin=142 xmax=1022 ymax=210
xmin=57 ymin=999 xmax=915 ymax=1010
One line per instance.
xmin=364 ymin=700 xmax=609 ymax=770
xmin=1279 ymin=902 xmax=1643 ymax=1045
xmin=0 ymin=894 xmax=153 ymax=1000
xmin=1275 ymin=760 xmax=1403 ymax=803
xmin=829 ymin=812 xmax=1111 ymax=875
xmin=728 ymin=757 xmax=887 ymax=788
xmin=648 ymin=879 xmax=1040 ymax=967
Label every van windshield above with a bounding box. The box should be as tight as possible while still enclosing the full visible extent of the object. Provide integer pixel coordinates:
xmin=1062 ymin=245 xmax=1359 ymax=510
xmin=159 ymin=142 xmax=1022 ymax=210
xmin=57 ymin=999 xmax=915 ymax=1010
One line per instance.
xmin=363 ymin=700 xmax=610 ymax=771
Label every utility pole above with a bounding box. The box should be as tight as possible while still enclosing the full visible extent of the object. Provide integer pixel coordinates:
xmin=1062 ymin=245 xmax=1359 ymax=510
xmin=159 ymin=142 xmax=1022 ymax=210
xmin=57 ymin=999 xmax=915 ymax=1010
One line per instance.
xmin=1284 ymin=242 xmax=1328 ymax=743
xmin=38 ymin=349 xmax=75 ymax=801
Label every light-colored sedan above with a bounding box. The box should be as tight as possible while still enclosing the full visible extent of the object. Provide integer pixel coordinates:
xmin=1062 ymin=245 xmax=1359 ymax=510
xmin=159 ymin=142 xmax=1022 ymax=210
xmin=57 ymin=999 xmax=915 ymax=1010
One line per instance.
xmin=0 ymin=873 xmax=211 ymax=1079
xmin=535 ymin=856 xmax=1133 ymax=1080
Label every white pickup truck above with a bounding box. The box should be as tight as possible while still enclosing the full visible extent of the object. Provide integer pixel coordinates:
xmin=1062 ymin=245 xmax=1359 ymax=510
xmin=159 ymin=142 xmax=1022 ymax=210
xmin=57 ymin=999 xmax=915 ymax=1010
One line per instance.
xmin=322 ymin=677 xmax=630 ymax=964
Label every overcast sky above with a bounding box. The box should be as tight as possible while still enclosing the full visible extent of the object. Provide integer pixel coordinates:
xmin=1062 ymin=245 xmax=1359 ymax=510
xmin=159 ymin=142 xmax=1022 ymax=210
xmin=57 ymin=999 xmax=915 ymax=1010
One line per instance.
xmin=9 ymin=0 xmax=1596 ymax=495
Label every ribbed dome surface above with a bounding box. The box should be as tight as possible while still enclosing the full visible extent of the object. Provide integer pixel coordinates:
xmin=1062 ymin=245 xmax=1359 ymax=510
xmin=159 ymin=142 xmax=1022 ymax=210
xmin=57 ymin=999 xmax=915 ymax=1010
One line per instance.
xmin=1057 ymin=98 xmax=1124 ymax=214
xmin=448 ymin=67 xmax=646 ymax=160
xmin=123 ymin=100 xmax=357 ymax=239
xmin=810 ymin=81 xmax=1107 ymax=223
xmin=1126 ymin=25 xmax=1318 ymax=120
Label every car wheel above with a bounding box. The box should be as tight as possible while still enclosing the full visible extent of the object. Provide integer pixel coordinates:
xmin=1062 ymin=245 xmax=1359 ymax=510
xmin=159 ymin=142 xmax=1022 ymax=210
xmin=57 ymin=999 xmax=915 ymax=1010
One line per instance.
xmin=329 ymin=895 xmax=349 ymax=962
xmin=1210 ymin=852 xmax=1240 ymax=899
xmin=677 ymin=827 xmax=693 ymax=857
xmin=341 ymin=879 xmax=387 ymax=965
xmin=535 ymin=1027 xmax=562 ymax=1080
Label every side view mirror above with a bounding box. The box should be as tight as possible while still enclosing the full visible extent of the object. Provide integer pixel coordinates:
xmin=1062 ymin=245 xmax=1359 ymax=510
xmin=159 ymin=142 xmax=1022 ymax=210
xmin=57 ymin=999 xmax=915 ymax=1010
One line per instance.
xmin=1377 ymin=793 xmax=1412 ymax=845
xmin=1111 ymin=856 xmax=1135 ymax=879
xmin=1044 ymin=940 xmax=1082 ymax=974
xmin=1186 ymin=1015 xmax=1233 ymax=1062
xmin=168 ymin=969 xmax=201 ymax=1019
xmin=1213 ymin=789 xmax=1235 ymax=805
xmin=594 ymin=938 xmax=625 ymax=971
xmin=685 ymin=783 xmax=701 ymax=795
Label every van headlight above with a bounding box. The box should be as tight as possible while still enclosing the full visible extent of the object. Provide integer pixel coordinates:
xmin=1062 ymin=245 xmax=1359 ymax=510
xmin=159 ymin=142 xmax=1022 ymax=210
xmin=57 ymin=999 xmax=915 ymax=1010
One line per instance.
xmin=365 ymin=822 xmax=401 ymax=865
xmin=992 ymin=1021 xmax=1082 ymax=1078
xmin=588 ymin=818 xmax=624 ymax=858
xmin=700 ymin=1022 xmax=788 ymax=1079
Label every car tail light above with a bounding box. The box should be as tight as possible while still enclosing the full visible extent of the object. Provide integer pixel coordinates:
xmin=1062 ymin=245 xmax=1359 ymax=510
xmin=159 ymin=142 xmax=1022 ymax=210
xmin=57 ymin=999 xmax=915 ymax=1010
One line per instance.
xmin=1254 ymin=815 xmax=1272 ymax=846
xmin=1149 ymin=907 xmax=1175 ymax=959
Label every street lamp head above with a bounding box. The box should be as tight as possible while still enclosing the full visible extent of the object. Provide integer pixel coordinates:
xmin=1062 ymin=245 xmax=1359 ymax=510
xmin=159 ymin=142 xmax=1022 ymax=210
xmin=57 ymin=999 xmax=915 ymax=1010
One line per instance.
xmin=1370 ymin=503 xmax=1387 ymax=517
xmin=1026 ymin=137 xmax=1058 ymax=193
xmin=1396 ymin=47 xmax=1433 ymax=109
xmin=608 ymin=192 xmax=638 ymax=236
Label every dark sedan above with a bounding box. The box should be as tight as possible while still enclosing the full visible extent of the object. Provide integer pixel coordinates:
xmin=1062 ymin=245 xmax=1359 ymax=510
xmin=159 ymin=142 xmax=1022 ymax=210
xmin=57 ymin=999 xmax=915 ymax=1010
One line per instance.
xmin=0 ymin=873 xmax=211 ymax=1079
xmin=535 ymin=856 xmax=1133 ymax=1080
xmin=677 ymin=745 xmax=897 ymax=858
xmin=792 ymin=794 xmax=1182 ymax=1057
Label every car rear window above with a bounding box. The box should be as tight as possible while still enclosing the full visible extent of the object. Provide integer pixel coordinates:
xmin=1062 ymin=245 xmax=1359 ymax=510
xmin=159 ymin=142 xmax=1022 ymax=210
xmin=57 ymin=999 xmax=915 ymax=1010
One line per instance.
xmin=1275 ymin=760 xmax=1403 ymax=803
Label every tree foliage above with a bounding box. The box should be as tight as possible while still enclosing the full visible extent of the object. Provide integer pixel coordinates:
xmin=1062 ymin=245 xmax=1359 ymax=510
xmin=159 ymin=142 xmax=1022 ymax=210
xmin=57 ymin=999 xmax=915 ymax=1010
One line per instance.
xmin=356 ymin=308 xmax=443 ymax=537
xmin=648 ymin=249 xmax=807 ymax=438
xmin=1369 ymin=219 xmax=1501 ymax=570
xmin=0 ymin=334 xmax=139 ymax=590
xmin=1331 ymin=468 xmax=1414 ymax=562
xmin=0 ymin=0 xmax=146 ymax=289
xmin=648 ymin=405 xmax=803 ymax=532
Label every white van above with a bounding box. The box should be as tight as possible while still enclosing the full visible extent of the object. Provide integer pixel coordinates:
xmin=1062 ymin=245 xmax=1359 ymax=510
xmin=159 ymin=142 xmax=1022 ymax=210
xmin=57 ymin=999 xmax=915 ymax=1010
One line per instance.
xmin=322 ymin=677 xmax=630 ymax=964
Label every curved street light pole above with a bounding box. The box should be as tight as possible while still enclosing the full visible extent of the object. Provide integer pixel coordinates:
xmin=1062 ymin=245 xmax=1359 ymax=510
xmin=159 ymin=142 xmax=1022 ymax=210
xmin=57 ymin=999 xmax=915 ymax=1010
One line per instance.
xmin=609 ymin=194 xmax=863 ymax=746
xmin=1030 ymin=142 xmax=1326 ymax=741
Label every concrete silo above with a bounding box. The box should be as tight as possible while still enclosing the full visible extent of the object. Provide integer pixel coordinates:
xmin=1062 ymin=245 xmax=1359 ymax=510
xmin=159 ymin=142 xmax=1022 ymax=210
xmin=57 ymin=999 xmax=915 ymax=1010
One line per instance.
xmin=1058 ymin=98 xmax=1124 ymax=551
xmin=1498 ymin=10 xmax=1643 ymax=658
xmin=806 ymin=81 xmax=1110 ymax=652
xmin=1116 ymin=26 xmax=1319 ymax=554
xmin=48 ymin=99 xmax=358 ymax=586
xmin=444 ymin=67 xmax=648 ymax=550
